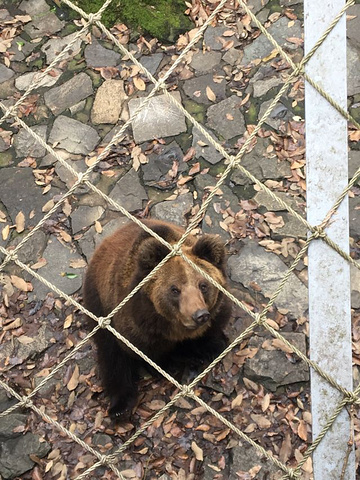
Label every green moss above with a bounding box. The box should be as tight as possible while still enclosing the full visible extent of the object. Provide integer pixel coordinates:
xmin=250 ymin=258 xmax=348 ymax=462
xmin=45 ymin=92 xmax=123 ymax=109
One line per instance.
xmin=73 ymin=0 xmax=192 ymax=42
xmin=245 ymin=102 xmax=258 ymax=124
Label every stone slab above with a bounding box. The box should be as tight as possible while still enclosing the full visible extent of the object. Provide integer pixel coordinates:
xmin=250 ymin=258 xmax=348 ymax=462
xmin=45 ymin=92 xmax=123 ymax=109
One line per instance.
xmin=91 ymin=79 xmax=127 ymax=125
xmin=183 ymin=73 xmax=226 ymax=105
xmin=49 ymin=115 xmax=100 ymax=155
xmin=32 ymin=236 xmax=83 ymax=300
xmin=152 ymin=193 xmax=193 ymax=227
xmin=109 ymin=168 xmax=148 ymax=213
xmin=241 ymin=17 xmax=302 ymax=66
xmin=13 ymin=124 xmax=47 ymax=158
xmin=44 ymin=73 xmax=93 ymax=115
xmin=129 ymin=92 xmax=186 ymax=143
xmin=228 ymin=240 xmax=308 ymax=319
xmin=206 ymin=95 xmax=246 ymax=140
xmin=84 ymin=38 xmax=121 ymax=67
xmin=41 ymin=32 xmax=84 ymax=64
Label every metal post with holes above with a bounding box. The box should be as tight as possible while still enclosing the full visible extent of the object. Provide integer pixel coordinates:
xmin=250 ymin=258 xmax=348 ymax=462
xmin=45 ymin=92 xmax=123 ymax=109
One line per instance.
xmin=304 ymin=1 xmax=354 ymax=478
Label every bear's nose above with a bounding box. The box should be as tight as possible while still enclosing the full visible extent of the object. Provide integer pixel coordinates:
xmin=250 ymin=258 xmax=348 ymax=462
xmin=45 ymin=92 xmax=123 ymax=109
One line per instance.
xmin=192 ymin=309 xmax=210 ymax=325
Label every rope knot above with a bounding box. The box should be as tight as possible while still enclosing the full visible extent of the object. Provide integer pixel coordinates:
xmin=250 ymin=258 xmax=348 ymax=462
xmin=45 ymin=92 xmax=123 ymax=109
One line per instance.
xmin=21 ymin=396 xmax=31 ymax=408
xmin=312 ymin=226 xmax=325 ymax=239
xmin=182 ymin=385 xmax=194 ymax=398
xmin=77 ymin=172 xmax=89 ymax=183
xmin=255 ymin=313 xmax=263 ymax=325
xmin=287 ymin=468 xmax=298 ymax=479
xmin=228 ymin=155 xmax=238 ymax=169
xmin=345 ymin=392 xmax=359 ymax=405
xmin=7 ymin=251 xmax=18 ymax=262
xmin=293 ymin=63 xmax=304 ymax=76
xmin=98 ymin=316 xmax=111 ymax=328
xmin=88 ymin=13 xmax=100 ymax=24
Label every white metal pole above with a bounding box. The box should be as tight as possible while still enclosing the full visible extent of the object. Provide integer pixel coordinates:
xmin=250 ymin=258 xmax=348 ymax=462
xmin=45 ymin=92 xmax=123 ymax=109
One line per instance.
xmin=304 ymin=1 xmax=354 ymax=479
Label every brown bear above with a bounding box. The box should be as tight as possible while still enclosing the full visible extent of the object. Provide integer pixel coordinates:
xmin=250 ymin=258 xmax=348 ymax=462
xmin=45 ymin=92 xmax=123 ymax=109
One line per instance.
xmin=83 ymin=219 xmax=232 ymax=419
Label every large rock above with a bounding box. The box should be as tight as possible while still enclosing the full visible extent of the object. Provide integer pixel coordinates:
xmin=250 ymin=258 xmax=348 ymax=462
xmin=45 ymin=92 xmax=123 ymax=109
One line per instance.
xmin=91 ymin=80 xmax=127 ymax=125
xmin=78 ymin=217 xmax=129 ymax=261
xmin=139 ymin=53 xmax=164 ymax=76
xmin=0 ymin=64 xmax=14 ymax=84
xmin=258 ymin=100 xmax=293 ymax=130
xmin=203 ymin=26 xmax=240 ymax=51
xmin=84 ymin=38 xmax=121 ymax=67
xmin=228 ymin=241 xmax=308 ymax=319
xmin=109 ymin=168 xmax=148 ymax=213
xmin=44 ymin=73 xmax=93 ymax=115
xmin=49 ymin=116 xmax=100 ymax=155
xmin=0 ymin=413 xmax=28 ymax=441
xmin=129 ymin=92 xmax=186 ymax=143
xmin=347 ymin=40 xmax=360 ymax=96
xmin=41 ymin=32 xmax=84 ymax=64
xmin=244 ymin=333 xmax=309 ymax=391
xmin=21 ymin=0 xmax=64 ymax=39
xmin=249 ymin=65 xmax=284 ymax=98
xmin=183 ymin=73 xmax=226 ymax=105
xmin=152 ymin=193 xmax=193 ymax=227
xmin=0 ymin=167 xmax=55 ymax=226
xmin=206 ymin=95 xmax=246 ymax=140
xmin=192 ymin=126 xmax=224 ymax=165
xmin=15 ymin=69 xmax=61 ymax=91
xmin=31 ymin=236 xmax=84 ymax=300
xmin=241 ymin=17 xmax=302 ymax=66
xmin=13 ymin=125 xmax=47 ymax=158
xmin=351 ymin=265 xmax=360 ymax=309
xmin=71 ymin=205 xmax=104 ymax=234
xmin=142 ymin=141 xmax=186 ymax=187
xmin=229 ymin=442 xmax=282 ymax=480
xmin=230 ymin=138 xmax=291 ymax=185
xmin=0 ymin=432 xmax=50 ymax=479
xmin=1 ymin=324 xmax=54 ymax=365
xmin=190 ymin=51 xmax=222 ymax=74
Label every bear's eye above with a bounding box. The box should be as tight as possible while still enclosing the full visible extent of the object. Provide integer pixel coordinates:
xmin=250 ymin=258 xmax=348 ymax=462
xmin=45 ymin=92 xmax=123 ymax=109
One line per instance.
xmin=171 ymin=285 xmax=180 ymax=296
xmin=199 ymin=282 xmax=208 ymax=294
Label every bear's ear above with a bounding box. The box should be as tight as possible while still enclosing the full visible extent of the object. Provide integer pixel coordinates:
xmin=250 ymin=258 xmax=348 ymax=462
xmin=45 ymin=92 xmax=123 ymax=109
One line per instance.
xmin=192 ymin=235 xmax=226 ymax=270
xmin=137 ymin=237 xmax=170 ymax=275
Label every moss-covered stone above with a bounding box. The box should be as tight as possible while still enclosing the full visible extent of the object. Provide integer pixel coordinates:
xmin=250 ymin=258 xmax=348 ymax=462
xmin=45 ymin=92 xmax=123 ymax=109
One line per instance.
xmin=0 ymin=151 xmax=14 ymax=168
xmin=68 ymin=57 xmax=86 ymax=72
xmin=350 ymin=105 xmax=360 ymax=123
xmin=74 ymin=0 xmax=192 ymax=42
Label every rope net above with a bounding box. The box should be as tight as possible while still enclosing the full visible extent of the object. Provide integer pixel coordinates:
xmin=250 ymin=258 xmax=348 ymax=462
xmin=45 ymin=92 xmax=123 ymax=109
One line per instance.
xmin=0 ymin=0 xmax=359 ymax=478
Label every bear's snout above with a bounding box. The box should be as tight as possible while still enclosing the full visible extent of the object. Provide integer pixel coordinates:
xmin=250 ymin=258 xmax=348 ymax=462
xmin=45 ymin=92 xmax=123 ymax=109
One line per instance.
xmin=192 ymin=309 xmax=210 ymax=326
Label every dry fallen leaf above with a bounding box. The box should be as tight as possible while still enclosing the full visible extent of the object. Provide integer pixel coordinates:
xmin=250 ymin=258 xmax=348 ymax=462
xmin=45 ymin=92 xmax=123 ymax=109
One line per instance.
xmin=297 ymin=419 xmax=308 ymax=441
xmin=63 ymin=314 xmax=73 ymax=329
xmin=15 ymin=211 xmax=25 ymax=233
xmin=31 ymin=258 xmax=47 ymax=270
xmin=67 ymin=364 xmax=80 ymax=391
xmin=191 ymin=441 xmax=203 ymax=461
xmin=206 ymin=85 xmax=216 ymax=102
xmin=2 ymin=224 xmax=10 ymax=240
xmin=231 ymin=393 xmax=243 ymax=409
xmin=133 ymin=76 xmax=146 ymax=91
xmin=11 ymin=275 xmax=32 ymax=292
xmin=69 ymin=258 xmax=87 ymax=269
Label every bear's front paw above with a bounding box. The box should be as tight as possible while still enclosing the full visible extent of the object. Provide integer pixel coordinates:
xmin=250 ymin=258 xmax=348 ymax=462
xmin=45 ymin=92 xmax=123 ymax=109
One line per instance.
xmin=196 ymin=332 xmax=228 ymax=362
xmin=108 ymin=394 xmax=136 ymax=422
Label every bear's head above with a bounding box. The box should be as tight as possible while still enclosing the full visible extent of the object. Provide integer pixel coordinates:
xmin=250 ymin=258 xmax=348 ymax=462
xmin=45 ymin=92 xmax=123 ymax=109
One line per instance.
xmin=136 ymin=234 xmax=227 ymax=340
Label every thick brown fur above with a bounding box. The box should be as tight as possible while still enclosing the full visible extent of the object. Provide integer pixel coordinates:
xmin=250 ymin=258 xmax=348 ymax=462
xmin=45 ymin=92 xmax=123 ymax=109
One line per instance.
xmin=83 ymin=219 xmax=232 ymax=420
